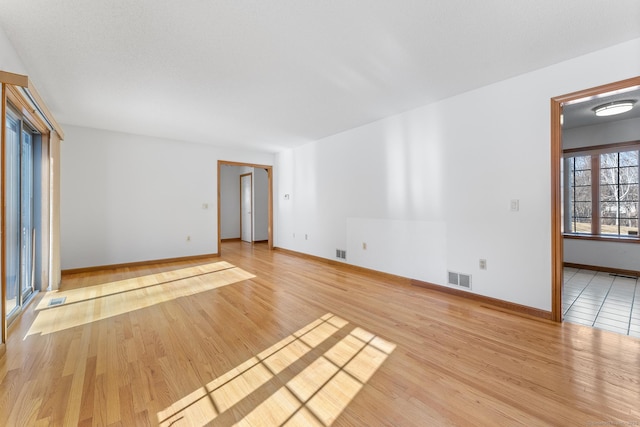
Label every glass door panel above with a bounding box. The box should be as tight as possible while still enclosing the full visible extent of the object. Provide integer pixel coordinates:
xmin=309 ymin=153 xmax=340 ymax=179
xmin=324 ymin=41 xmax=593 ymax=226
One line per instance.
xmin=5 ymin=115 xmax=20 ymax=318
xmin=21 ymin=128 xmax=34 ymax=303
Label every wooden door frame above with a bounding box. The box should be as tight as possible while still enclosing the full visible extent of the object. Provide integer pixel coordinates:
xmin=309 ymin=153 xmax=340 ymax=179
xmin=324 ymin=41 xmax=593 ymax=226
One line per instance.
xmin=550 ymin=76 xmax=640 ymax=322
xmin=239 ymin=172 xmax=253 ymax=243
xmin=217 ymin=160 xmax=273 ymax=255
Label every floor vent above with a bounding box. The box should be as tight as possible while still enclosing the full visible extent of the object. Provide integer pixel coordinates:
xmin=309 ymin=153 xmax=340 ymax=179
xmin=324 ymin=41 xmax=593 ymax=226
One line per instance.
xmin=336 ymin=249 xmax=347 ymax=260
xmin=448 ymin=271 xmax=472 ymax=290
xmin=48 ymin=297 xmax=66 ymax=307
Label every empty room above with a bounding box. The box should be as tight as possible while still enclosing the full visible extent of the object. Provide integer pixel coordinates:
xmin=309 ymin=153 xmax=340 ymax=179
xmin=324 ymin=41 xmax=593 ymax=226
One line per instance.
xmin=1 ymin=1 xmax=640 ymax=426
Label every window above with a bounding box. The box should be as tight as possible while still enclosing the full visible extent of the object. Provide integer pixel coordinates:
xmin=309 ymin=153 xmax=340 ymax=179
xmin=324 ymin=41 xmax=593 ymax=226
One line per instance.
xmin=568 ymin=155 xmax=592 ymax=233
xmin=600 ymin=150 xmax=639 ymax=235
xmin=565 ymin=144 xmax=640 ymax=239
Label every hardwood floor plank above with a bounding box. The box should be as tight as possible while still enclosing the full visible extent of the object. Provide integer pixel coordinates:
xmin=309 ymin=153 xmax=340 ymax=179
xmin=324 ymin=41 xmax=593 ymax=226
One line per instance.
xmin=1 ymin=241 xmax=639 ymax=425
xmin=5 ymin=379 xmax=42 ymax=427
xmin=62 ymin=327 xmax=91 ymax=426
xmin=78 ymin=355 xmax=97 ymax=423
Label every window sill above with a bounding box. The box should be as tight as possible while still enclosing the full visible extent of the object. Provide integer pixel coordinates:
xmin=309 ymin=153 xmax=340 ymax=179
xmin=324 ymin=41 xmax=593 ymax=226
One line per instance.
xmin=563 ymin=233 xmax=640 ymax=244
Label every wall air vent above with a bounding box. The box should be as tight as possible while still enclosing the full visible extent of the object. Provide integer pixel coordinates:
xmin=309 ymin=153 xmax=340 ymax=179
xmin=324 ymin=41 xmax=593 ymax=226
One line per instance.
xmin=336 ymin=249 xmax=347 ymax=260
xmin=448 ymin=271 xmax=458 ymax=286
xmin=459 ymin=274 xmax=471 ymax=289
xmin=448 ymin=271 xmax=472 ymax=290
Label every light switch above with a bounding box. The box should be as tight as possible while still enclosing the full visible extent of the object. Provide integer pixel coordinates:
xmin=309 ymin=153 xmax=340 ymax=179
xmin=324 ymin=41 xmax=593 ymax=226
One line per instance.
xmin=510 ymin=199 xmax=519 ymax=212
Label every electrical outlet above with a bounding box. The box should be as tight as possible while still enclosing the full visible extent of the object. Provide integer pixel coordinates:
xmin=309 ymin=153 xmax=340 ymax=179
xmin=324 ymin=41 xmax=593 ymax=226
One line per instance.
xmin=479 ymin=259 xmax=487 ymax=270
xmin=362 ymin=242 xmax=367 ymax=250
xmin=187 ymin=235 xmax=191 ymax=242
xmin=305 ymin=234 xmax=308 ymax=240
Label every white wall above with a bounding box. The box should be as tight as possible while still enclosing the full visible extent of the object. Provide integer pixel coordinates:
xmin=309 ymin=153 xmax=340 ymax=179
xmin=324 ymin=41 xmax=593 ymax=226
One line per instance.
xmin=0 ymin=24 xmax=26 ymax=74
xmin=563 ymin=117 xmax=640 ymax=150
xmin=564 ymin=239 xmax=640 ymax=272
xmin=60 ymin=125 xmax=274 ymax=269
xmin=275 ymin=38 xmax=640 ymax=312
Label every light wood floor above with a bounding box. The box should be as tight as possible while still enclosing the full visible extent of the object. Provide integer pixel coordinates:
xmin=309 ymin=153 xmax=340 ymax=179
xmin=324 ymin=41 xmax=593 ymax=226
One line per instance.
xmin=2 ymin=241 xmax=640 ymax=426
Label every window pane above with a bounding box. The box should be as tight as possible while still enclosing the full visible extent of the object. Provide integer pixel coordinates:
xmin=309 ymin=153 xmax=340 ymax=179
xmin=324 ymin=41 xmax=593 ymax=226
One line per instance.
xmin=574 ymin=156 xmax=591 ymax=170
xmin=574 ymin=170 xmax=591 ymax=184
xmin=624 ymin=219 xmax=638 ymax=236
xmin=620 ymin=187 xmax=638 ymax=202
xmin=619 ymin=166 xmax=638 ymax=185
xmin=600 ymin=201 xmax=618 ymax=218
xmin=573 ymin=201 xmax=592 ymax=218
xmin=598 ymin=151 xmax=639 ymax=236
xmin=574 ymin=186 xmax=591 ymax=202
xmin=572 ymin=218 xmax=591 ymax=233
xmin=619 ymin=150 xmax=639 ymax=167
xmin=600 ymin=167 xmax=618 ymax=186
xmin=601 ymin=152 xmax=618 ymax=168
xmin=569 ymin=156 xmax=592 ymax=234
xmin=600 ymin=184 xmax=617 ymax=201
xmin=602 ymin=219 xmax=638 ymax=236
xmin=620 ymin=200 xmax=638 ymax=212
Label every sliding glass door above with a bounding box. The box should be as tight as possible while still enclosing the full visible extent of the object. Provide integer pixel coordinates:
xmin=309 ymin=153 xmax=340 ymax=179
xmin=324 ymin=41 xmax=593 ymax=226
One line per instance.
xmin=5 ymin=110 xmax=35 ymax=322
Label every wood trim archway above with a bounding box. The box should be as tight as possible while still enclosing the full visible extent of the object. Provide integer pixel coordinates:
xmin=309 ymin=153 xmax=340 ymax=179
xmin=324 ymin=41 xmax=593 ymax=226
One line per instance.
xmin=550 ymin=76 xmax=640 ymax=322
xmin=217 ymin=160 xmax=273 ymax=255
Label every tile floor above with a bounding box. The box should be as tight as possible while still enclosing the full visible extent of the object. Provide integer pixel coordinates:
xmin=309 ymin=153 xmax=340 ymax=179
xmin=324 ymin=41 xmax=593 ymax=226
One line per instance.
xmin=563 ymin=267 xmax=640 ymax=337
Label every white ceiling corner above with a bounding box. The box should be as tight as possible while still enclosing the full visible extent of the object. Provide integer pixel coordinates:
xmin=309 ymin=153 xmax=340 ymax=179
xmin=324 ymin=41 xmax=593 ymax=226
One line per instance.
xmin=0 ymin=0 xmax=639 ymax=152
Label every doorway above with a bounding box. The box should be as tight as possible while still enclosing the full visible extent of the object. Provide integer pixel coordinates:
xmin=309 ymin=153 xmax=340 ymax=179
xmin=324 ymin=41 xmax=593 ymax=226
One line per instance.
xmin=217 ymin=161 xmax=273 ymax=255
xmin=551 ymin=76 xmax=640 ymax=323
xmin=240 ymin=173 xmax=252 ymax=243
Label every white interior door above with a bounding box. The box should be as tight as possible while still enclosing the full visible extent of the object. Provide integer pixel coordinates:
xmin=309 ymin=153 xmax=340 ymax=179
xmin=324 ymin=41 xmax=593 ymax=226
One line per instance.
xmin=240 ymin=173 xmax=252 ymax=242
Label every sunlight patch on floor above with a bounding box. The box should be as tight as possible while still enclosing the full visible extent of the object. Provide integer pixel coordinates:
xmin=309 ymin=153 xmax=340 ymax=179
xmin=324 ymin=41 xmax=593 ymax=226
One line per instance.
xmin=36 ymin=261 xmax=239 ymax=310
xmin=26 ymin=262 xmax=255 ymax=337
xmin=157 ymin=313 xmax=395 ymax=426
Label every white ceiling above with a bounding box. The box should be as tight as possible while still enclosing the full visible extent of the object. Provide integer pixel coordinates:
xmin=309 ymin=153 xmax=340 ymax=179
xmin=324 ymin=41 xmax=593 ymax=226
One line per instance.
xmin=1 ymin=1 xmax=639 ymax=153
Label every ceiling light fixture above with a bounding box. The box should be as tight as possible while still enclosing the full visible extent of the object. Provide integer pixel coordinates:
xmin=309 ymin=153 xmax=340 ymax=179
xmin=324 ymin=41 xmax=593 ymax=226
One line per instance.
xmin=593 ymin=100 xmax=636 ymax=117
